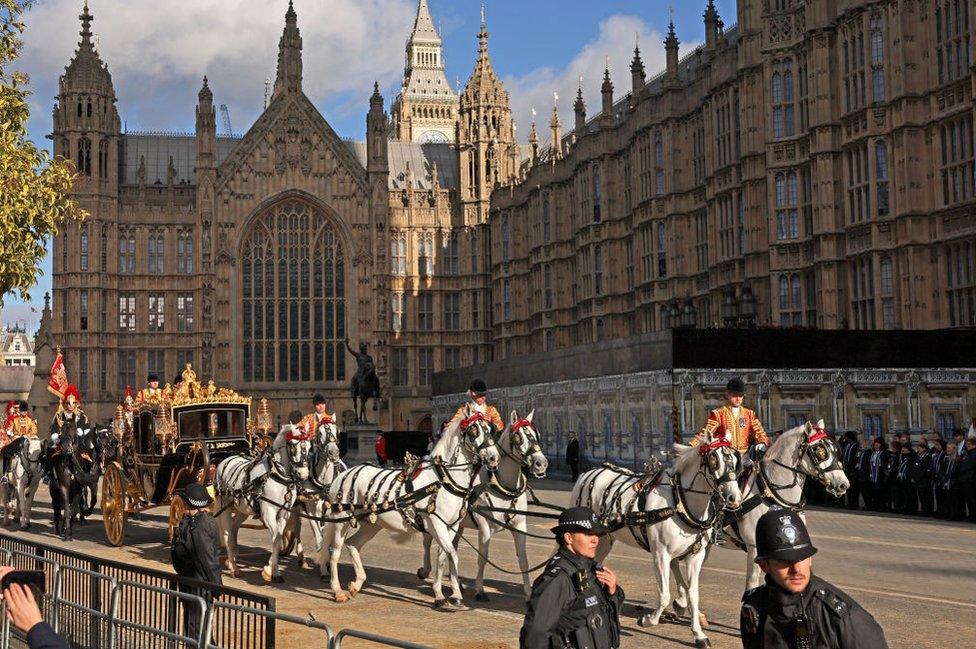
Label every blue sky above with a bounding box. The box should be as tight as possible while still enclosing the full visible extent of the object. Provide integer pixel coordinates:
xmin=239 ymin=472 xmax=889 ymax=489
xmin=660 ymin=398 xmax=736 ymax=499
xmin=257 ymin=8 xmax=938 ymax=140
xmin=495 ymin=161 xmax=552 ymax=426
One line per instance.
xmin=4 ymin=0 xmax=737 ymax=331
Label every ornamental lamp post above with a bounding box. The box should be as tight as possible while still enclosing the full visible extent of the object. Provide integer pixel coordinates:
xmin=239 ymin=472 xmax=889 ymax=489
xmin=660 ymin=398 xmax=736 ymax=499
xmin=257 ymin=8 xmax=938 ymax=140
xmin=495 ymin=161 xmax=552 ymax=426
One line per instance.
xmin=721 ymin=290 xmax=738 ymax=327
xmin=680 ymin=300 xmax=698 ymax=328
xmin=739 ymin=286 xmax=757 ymax=327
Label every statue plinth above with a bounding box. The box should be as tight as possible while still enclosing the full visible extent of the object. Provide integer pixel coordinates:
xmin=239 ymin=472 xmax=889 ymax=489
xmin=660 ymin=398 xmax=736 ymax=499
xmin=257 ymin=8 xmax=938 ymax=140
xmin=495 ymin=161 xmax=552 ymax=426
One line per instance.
xmin=343 ymin=423 xmax=382 ymax=464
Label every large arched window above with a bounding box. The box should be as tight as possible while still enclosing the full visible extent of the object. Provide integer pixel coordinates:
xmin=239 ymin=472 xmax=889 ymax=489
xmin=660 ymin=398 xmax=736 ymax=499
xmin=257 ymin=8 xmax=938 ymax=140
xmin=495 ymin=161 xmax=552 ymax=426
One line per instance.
xmin=241 ymin=200 xmax=346 ymax=383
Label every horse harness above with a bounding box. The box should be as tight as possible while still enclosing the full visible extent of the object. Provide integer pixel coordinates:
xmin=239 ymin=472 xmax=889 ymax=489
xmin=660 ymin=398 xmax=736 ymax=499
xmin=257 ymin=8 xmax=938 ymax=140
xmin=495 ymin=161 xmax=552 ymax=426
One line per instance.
xmin=725 ymin=431 xmax=843 ymax=549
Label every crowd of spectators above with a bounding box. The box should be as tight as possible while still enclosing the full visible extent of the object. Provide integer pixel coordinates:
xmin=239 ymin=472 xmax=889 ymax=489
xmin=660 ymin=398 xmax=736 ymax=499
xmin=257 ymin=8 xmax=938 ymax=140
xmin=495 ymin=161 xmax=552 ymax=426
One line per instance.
xmin=807 ymin=428 xmax=976 ymax=522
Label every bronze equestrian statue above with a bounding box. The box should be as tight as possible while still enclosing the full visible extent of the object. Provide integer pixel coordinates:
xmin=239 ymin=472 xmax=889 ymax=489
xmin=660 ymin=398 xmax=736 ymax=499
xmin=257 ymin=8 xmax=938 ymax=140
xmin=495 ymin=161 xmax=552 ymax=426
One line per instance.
xmin=345 ymin=339 xmax=380 ymax=424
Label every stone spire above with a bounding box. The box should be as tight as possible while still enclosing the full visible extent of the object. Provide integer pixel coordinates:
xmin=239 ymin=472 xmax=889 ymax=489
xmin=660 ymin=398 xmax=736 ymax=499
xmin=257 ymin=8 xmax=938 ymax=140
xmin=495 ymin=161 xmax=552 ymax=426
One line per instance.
xmin=528 ymin=109 xmax=539 ymax=163
xmin=704 ymin=0 xmax=720 ymax=50
xmin=459 ymin=4 xmax=518 ymax=221
xmin=665 ymin=20 xmax=680 ymax=86
xmin=367 ymin=82 xmax=389 ymax=173
xmin=464 ymin=5 xmax=501 ymax=96
xmin=601 ymin=63 xmax=614 ymax=117
xmin=61 ymin=1 xmax=115 ymax=97
xmin=549 ymin=96 xmax=562 ymax=160
xmin=630 ymin=39 xmax=646 ymax=94
xmin=573 ymin=78 xmax=586 ymax=134
xmin=273 ymin=0 xmax=303 ymax=98
xmin=392 ymin=0 xmax=457 ymax=142
xmin=196 ymin=77 xmax=216 ymax=169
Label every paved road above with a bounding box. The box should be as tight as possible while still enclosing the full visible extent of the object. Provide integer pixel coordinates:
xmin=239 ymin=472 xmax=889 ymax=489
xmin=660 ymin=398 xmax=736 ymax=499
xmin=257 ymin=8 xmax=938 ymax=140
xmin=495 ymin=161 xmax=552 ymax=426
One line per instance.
xmin=9 ymin=479 xmax=975 ymax=648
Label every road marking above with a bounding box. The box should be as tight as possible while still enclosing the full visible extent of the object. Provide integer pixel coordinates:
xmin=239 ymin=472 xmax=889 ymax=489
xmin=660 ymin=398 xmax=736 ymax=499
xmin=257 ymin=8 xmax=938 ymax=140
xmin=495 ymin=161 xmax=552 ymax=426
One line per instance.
xmin=463 ymin=531 xmax=976 ymax=611
xmin=812 ymin=533 xmax=976 ymax=555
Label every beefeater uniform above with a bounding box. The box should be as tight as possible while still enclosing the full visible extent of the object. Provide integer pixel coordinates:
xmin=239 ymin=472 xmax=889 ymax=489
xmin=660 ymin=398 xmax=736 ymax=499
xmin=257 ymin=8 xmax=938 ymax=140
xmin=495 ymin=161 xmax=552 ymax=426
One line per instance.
xmin=692 ymin=405 xmax=769 ymax=453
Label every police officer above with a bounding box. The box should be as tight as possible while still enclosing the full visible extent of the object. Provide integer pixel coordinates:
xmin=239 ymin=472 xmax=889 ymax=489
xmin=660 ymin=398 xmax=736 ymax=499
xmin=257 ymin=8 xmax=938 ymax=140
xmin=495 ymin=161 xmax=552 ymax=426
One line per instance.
xmin=520 ymin=506 xmax=624 ymax=649
xmin=740 ymin=509 xmax=888 ymax=649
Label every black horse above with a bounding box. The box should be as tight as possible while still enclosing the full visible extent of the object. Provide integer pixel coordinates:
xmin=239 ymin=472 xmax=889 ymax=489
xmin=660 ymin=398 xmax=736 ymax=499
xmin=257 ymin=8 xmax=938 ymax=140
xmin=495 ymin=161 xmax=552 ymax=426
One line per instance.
xmin=346 ymin=339 xmax=380 ymax=424
xmin=49 ymin=423 xmax=98 ymax=541
xmin=74 ymin=427 xmax=114 ymax=525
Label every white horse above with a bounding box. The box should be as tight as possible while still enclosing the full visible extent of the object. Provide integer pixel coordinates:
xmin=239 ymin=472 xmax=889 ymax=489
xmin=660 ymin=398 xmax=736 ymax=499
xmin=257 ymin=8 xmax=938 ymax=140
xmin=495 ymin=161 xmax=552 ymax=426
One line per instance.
xmin=289 ymin=417 xmax=345 ymax=565
xmin=215 ymin=421 xmax=315 ymax=583
xmin=1 ymin=437 xmax=43 ymax=530
xmin=570 ymin=438 xmax=743 ymax=649
xmin=720 ymin=420 xmax=849 ymax=591
xmin=418 ymin=409 xmax=548 ymax=601
xmin=318 ymin=405 xmax=501 ymax=609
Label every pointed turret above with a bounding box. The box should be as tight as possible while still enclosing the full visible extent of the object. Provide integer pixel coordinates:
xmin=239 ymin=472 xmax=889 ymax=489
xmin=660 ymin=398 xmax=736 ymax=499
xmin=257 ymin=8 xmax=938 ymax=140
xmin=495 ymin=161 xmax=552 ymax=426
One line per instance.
xmin=630 ymin=41 xmax=646 ymax=94
xmin=528 ymin=110 xmax=539 ymax=164
xmin=391 ymin=0 xmax=457 ymax=142
xmin=549 ymin=99 xmax=562 ymax=160
xmin=54 ymin=0 xmax=120 ymax=183
xmin=367 ymin=82 xmax=389 ymax=174
xmin=273 ymin=0 xmax=303 ymax=98
xmin=704 ymin=0 xmax=720 ymax=50
xmin=600 ymin=62 xmax=613 ymax=117
xmin=196 ymin=77 xmax=216 ymax=170
xmin=459 ymin=6 xmax=518 ymax=223
xmin=665 ymin=21 xmax=680 ymax=87
xmin=573 ymin=80 xmax=586 ymax=135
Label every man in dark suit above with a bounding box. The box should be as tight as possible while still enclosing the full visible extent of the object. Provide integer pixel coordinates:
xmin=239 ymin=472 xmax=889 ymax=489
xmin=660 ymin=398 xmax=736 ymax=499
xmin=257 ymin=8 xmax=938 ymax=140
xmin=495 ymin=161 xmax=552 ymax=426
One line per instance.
xmin=841 ymin=432 xmax=861 ymax=510
xmin=565 ymin=431 xmax=580 ymax=482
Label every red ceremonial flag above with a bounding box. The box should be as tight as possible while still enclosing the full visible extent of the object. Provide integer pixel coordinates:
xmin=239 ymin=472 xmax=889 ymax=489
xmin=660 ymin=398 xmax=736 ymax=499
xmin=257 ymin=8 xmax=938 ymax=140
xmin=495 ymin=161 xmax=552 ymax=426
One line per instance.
xmin=48 ymin=352 xmax=68 ymax=400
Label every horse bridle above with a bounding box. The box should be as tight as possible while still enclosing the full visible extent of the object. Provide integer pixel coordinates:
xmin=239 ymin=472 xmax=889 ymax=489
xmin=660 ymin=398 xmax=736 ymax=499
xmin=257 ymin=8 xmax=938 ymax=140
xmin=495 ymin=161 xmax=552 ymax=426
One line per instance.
xmin=455 ymin=414 xmax=498 ymax=462
xmin=503 ymin=418 xmax=542 ymax=467
xmin=759 ymin=428 xmax=844 ymax=507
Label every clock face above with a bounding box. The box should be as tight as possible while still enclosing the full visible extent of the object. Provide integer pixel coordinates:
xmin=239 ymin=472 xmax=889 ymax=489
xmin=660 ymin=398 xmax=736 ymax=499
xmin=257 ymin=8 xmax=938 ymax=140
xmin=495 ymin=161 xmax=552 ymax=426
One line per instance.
xmin=420 ymin=130 xmax=450 ymax=144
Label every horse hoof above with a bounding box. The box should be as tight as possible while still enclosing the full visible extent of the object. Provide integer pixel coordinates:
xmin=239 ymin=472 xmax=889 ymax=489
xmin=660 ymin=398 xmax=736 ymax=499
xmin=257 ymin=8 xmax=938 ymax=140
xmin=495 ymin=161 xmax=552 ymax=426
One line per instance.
xmin=417 ymin=568 xmax=429 ymax=580
xmin=637 ymin=613 xmax=656 ymax=628
xmin=230 ymin=570 xmax=243 ymax=579
xmin=672 ymin=602 xmax=687 ymax=617
xmin=450 ymin=597 xmax=468 ymax=611
xmin=320 ymin=573 xmax=331 ymax=582
xmin=271 ymin=575 xmax=284 ymax=584
xmin=694 ymin=639 xmax=711 ymax=649
xmin=475 ymin=592 xmax=490 ymax=603
xmin=433 ymin=599 xmax=450 ymax=611
xmin=335 ymin=592 xmax=349 ymax=603
xmin=661 ymin=610 xmax=680 ymax=623
xmin=19 ymin=523 xmax=28 ymax=531
xmin=347 ymin=583 xmax=360 ymax=598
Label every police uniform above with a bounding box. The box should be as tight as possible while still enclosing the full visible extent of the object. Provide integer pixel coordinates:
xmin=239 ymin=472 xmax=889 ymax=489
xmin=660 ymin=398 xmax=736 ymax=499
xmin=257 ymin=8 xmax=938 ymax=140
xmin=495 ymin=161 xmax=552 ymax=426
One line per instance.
xmin=447 ymin=379 xmax=505 ymax=434
xmin=739 ymin=509 xmax=888 ymax=649
xmin=520 ymin=507 xmax=624 ymax=649
xmin=692 ymin=378 xmax=769 ymax=454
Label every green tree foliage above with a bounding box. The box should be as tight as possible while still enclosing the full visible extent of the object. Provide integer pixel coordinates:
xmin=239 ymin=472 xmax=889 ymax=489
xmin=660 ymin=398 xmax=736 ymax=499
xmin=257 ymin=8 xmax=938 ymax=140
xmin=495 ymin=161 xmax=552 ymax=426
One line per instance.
xmin=0 ymin=0 xmax=85 ymax=307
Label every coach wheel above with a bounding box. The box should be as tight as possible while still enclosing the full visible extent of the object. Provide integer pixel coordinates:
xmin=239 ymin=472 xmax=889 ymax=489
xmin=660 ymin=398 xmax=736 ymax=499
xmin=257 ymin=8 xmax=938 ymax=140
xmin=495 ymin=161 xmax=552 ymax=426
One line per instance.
xmin=102 ymin=463 xmax=128 ymax=547
xmin=280 ymin=511 xmax=300 ymax=556
xmin=168 ymin=494 xmax=187 ymax=543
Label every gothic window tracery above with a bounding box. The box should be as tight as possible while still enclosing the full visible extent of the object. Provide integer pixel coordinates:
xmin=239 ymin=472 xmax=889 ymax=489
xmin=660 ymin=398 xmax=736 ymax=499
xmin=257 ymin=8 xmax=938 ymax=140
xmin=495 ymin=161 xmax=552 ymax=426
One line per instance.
xmin=241 ymin=200 xmax=346 ymax=383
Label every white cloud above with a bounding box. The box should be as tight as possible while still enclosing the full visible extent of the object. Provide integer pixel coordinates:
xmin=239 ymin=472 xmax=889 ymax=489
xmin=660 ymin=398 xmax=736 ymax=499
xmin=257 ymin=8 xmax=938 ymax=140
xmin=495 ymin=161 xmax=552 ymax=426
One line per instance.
xmin=502 ymin=14 xmax=701 ymax=148
xmin=19 ymin=0 xmax=416 ymax=136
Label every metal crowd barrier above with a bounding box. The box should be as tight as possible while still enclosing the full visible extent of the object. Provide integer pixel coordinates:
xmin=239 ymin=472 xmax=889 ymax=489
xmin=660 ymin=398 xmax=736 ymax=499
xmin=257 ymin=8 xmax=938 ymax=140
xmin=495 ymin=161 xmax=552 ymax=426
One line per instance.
xmin=0 ymin=532 xmax=273 ymax=649
xmin=0 ymin=536 xmax=433 ymax=649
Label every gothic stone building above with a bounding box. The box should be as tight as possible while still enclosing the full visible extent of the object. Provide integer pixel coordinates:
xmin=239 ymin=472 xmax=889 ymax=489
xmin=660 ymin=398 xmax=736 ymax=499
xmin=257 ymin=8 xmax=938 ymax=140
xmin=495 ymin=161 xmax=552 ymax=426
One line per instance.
xmin=489 ymin=0 xmax=976 ymax=358
xmin=45 ymin=1 xmax=517 ymax=429
xmin=45 ymin=0 xmax=976 ymax=433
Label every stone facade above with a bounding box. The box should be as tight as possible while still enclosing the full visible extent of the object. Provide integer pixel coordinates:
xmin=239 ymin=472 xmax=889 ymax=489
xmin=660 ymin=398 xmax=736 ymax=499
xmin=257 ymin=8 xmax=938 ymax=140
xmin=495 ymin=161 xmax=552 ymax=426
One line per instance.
xmin=45 ymin=0 xmax=976 ymax=431
xmin=433 ymin=367 xmax=976 ymax=471
xmin=489 ymin=0 xmax=976 ymax=360
xmin=46 ymin=1 xmax=510 ymax=429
